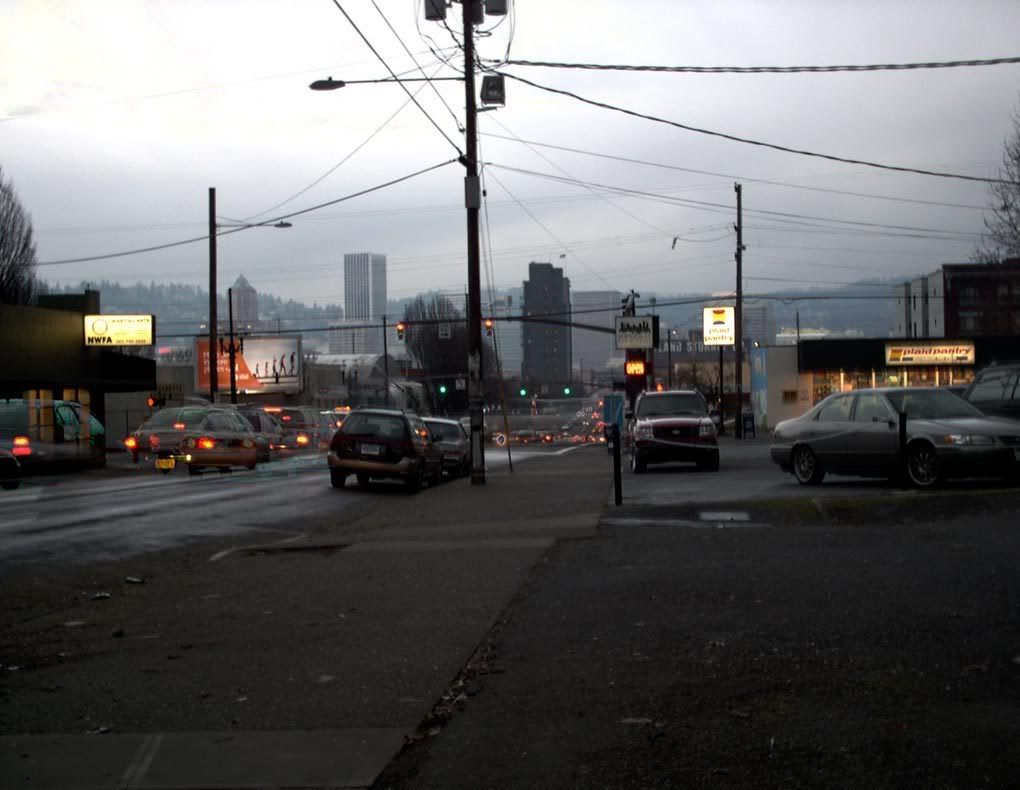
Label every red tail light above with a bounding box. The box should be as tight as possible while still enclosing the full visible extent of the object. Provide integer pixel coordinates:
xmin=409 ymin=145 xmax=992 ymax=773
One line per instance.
xmin=12 ymin=435 xmax=31 ymax=457
xmin=148 ymin=435 xmax=160 ymax=448
xmin=197 ymin=437 xmax=216 ymax=450
xmin=124 ymin=437 xmax=138 ymax=450
xmin=173 ymin=422 xmax=185 ymax=430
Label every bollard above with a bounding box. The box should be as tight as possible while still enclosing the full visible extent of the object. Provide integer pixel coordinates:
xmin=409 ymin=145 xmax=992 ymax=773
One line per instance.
xmin=898 ymin=411 xmax=908 ymax=487
xmin=611 ymin=424 xmax=623 ymax=506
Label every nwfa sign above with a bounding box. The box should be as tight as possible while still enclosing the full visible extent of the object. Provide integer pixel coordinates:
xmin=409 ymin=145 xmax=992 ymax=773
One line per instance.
xmin=615 ymin=315 xmax=660 ymax=350
xmin=84 ymin=314 xmax=154 ymax=347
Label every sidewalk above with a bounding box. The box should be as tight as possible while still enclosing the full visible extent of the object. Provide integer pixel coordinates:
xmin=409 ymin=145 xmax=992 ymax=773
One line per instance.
xmin=0 ymin=447 xmax=612 ymax=790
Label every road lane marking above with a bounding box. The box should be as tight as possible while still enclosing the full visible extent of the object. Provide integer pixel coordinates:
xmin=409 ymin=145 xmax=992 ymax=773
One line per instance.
xmin=699 ymin=511 xmax=750 ymax=521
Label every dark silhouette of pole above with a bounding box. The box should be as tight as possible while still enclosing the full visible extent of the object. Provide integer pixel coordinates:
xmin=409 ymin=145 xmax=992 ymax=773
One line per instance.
xmin=208 ymin=187 xmax=218 ymax=403
xmin=735 ymin=182 xmax=744 ymax=438
xmin=382 ymin=314 xmax=390 ymax=408
xmin=228 ymin=287 xmax=237 ymax=404
xmin=463 ymin=0 xmax=485 ymax=485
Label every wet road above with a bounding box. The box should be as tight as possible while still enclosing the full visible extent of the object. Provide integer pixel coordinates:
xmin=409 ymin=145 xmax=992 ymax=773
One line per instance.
xmin=0 ymin=447 xmax=573 ymax=568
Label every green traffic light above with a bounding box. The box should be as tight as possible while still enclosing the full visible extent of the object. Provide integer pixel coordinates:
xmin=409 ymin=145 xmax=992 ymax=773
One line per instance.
xmin=519 ymin=388 xmax=527 ymax=397
xmin=439 ymin=385 xmax=448 ymax=395
xmin=563 ymin=387 xmax=572 ymax=395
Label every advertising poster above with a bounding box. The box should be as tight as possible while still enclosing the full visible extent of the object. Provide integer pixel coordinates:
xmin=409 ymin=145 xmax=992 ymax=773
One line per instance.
xmin=194 ymin=336 xmax=302 ymax=394
xmin=750 ymin=347 xmax=768 ymax=428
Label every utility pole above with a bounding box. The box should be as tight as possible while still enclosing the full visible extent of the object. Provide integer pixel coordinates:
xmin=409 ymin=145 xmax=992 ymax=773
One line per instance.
xmin=208 ymin=188 xmax=219 ymax=403
xmin=381 ymin=314 xmax=390 ymax=408
xmin=463 ymin=0 xmax=485 ymax=484
xmin=228 ymin=287 xmax=237 ymax=404
xmin=734 ymin=182 xmax=745 ymax=438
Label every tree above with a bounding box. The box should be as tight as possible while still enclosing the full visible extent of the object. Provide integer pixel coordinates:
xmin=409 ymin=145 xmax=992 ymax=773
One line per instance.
xmin=0 ymin=165 xmax=39 ymax=305
xmin=975 ymin=107 xmax=1020 ymax=263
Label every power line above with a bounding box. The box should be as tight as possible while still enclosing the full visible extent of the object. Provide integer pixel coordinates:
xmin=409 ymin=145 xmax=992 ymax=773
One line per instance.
xmin=37 ymin=159 xmax=458 ymax=265
xmin=486 ymin=55 xmax=1020 ymax=74
xmin=479 ymin=132 xmax=989 ymax=210
xmin=491 ymin=70 xmax=1014 ymax=185
xmin=328 ymin=0 xmax=463 ymax=156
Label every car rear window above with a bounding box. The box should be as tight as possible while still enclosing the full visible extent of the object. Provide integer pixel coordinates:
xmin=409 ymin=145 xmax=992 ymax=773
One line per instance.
xmin=426 ymin=422 xmax=463 ymax=442
xmin=341 ymin=414 xmax=408 ymax=440
xmin=141 ymin=409 xmax=183 ymax=428
xmin=636 ymin=393 xmax=707 ymax=417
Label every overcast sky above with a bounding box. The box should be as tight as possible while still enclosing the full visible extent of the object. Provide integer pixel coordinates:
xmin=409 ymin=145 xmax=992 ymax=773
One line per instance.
xmin=3 ymin=0 xmax=1019 ymax=309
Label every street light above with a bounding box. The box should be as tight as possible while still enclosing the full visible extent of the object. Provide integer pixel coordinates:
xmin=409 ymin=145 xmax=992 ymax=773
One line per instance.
xmin=207 ymin=187 xmax=291 ymax=404
xmin=309 ymin=76 xmax=462 ymax=91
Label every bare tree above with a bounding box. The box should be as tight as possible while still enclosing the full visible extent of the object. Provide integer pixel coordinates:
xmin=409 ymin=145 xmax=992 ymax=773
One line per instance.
xmin=0 ymin=166 xmax=39 ymax=305
xmin=975 ymin=107 xmax=1020 ymax=263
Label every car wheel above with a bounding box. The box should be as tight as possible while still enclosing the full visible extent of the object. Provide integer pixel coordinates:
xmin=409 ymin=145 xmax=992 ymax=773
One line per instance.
xmin=356 ymin=473 xmax=371 ymax=486
xmin=406 ymin=463 xmax=425 ymax=493
xmin=630 ymin=451 xmax=646 ymax=474
xmin=188 ymin=465 xmax=202 ymax=477
xmin=329 ymin=468 xmax=347 ymax=489
xmin=160 ymin=467 xmax=172 ymax=476
xmin=698 ymin=452 xmax=720 ymax=472
xmin=906 ymin=442 xmax=942 ymax=488
xmin=792 ymin=445 xmax=824 ymax=485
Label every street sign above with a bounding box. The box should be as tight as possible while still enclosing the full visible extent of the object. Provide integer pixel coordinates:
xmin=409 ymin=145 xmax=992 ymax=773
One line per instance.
xmin=615 ymin=315 xmax=659 ymax=349
xmin=703 ymin=306 xmax=735 ymax=346
xmin=455 ymin=377 xmax=467 ymax=390
xmin=438 ymin=323 xmax=451 ymax=340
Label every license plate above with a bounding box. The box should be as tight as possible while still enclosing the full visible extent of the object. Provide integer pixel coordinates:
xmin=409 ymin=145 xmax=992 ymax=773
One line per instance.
xmin=360 ymin=444 xmax=381 ymax=456
xmin=156 ymin=458 xmax=176 ymax=470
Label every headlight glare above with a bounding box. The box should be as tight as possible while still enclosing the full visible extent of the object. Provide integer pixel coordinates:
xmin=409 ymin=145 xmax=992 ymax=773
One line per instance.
xmin=944 ymin=434 xmax=994 ymax=446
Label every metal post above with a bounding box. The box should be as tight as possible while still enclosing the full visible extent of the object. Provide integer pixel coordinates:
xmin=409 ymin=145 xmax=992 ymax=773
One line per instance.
xmin=463 ymin=0 xmax=485 ymax=484
xmin=666 ymin=332 xmax=673 ymax=389
xmin=899 ymin=411 xmax=908 ymax=487
xmin=734 ymin=182 xmax=744 ymax=438
xmin=382 ymin=313 xmax=390 ymax=408
xmin=208 ymin=187 xmax=218 ymax=403
xmin=717 ymin=345 xmax=725 ymax=435
xmin=228 ymin=287 xmax=237 ymax=404
xmin=611 ymin=423 xmax=622 ymax=506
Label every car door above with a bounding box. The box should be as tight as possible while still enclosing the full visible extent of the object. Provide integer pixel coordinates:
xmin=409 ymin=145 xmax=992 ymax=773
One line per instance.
xmin=810 ymin=394 xmax=854 ymax=470
xmin=846 ymin=393 xmax=898 ymax=474
xmin=53 ymin=403 xmax=83 ymax=462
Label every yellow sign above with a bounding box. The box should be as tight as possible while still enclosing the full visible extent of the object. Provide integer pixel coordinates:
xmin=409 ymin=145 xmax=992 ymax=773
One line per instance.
xmin=84 ymin=314 xmax=154 ymax=346
xmin=703 ymin=306 xmax=735 ymax=346
xmin=625 ymin=359 xmax=646 ymax=376
xmin=884 ymin=341 xmax=975 ymax=366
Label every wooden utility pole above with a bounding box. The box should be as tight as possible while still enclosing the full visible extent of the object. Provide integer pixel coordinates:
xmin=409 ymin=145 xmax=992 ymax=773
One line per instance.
xmin=208 ymin=187 xmax=218 ymax=403
xmin=734 ymin=182 xmax=744 ymax=438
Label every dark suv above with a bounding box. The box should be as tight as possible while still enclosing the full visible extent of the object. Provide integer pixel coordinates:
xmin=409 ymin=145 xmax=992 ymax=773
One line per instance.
xmin=626 ymin=389 xmax=720 ymax=473
xmin=964 ymin=363 xmax=1020 ymax=421
xmin=327 ymin=409 xmax=442 ymax=492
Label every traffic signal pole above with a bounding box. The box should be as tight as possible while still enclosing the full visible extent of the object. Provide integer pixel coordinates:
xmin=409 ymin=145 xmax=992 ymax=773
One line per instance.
xmin=463 ymin=0 xmax=485 ymax=484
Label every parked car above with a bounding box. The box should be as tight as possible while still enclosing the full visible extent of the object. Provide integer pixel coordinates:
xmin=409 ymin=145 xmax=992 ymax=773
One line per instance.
xmin=327 ymin=408 xmax=442 ymax=491
xmin=0 ymin=398 xmax=105 ymax=472
xmin=626 ymin=390 xmax=719 ymax=473
xmin=964 ymin=362 xmax=1020 ymax=421
xmin=424 ymin=417 xmax=470 ymax=478
xmin=265 ymin=406 xmax=320 ymax=451
xmin=770 ymin=387 xmax=1020 ymax=488
xmin=0 ymin=447 xmax=21 ymax=490
xmin=234 ymin=406 xmax=285 ymax=462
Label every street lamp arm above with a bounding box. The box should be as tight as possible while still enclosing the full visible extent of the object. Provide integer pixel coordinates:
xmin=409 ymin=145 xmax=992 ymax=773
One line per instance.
xmin=309 ymin=76 xmax=463 ymax=90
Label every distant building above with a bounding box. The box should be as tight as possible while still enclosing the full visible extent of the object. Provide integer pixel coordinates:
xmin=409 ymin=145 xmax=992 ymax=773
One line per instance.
xmin=894 ymin=260 xmax=1019 ymax=338
xmin=330 ymin=252 xmax=387 ymax=354
xmin=489 ymin=296 xmax=522 ymax=379
xmin=742 ymin=304 xmax=777 ymax=346
xmin=229 ymin=274 xmax=259 ymax=326
xmin=571 ymin=290 xmax=622 ymax=375
xmin=522 ymin=262 xmax=571 ymax=390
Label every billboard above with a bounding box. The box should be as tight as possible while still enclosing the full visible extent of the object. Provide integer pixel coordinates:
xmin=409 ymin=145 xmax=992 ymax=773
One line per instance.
xmin=194 ymin=336 xmax=303 ymax=394
xmin=84 ymin=314 xmax=154 ymax=346
xmin=615 ymin=315 xmax=659 ymax=349
xmin=703 ymin=306 xmax=735 ymax=346
xmin=884 ymin=341 xmax=975 ymax=366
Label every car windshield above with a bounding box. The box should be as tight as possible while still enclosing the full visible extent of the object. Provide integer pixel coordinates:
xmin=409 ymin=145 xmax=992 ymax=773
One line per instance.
xmin=426 ymin=422 xmax=463 ymax=442
xmin=636 ymin=393 xmax=706 ymax=417
xmin=341 ymin=413 xmax=408 ymax=440
xmin=885 ymin=390 xmax=986 ymax=419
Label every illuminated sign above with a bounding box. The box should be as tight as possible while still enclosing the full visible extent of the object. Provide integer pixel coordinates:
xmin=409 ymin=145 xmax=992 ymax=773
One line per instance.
xmin=884 ymin=341 xmax=975 ymax=366
xmin=194 ymin=336 xmax=303 ymax=394
xmin=625 ymin=359 xmax=646 ymax=376
xmin=84 ymin=314 xmax=154 ymax=346
xmin=702 ymin=306 xmax=735 ymax=346
xmin=615 ymin=315 xmax=659 ymax=349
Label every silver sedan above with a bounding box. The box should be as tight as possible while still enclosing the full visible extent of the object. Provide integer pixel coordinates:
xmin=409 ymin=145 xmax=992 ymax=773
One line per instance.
xmin=770 ymin=387 xmax=1020 ymax=488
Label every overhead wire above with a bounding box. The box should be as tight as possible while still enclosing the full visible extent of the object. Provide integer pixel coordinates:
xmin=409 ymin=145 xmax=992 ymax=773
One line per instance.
xmin=488 ymin=70 xmax=1014 ymax=185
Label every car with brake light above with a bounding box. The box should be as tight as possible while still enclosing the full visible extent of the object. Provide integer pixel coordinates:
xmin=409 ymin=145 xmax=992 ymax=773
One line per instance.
xmin=0 ymin=447 xmax=21 ymax=490
xmin=126 ymin=406 xmax=215 ymax=464
xmin=424 ymin=417 xmax=470 ymax=477
xmin=234 ymin=406 xmax=285 ymax=462
xmin=264 ymin=406 xmax=319 ymax=451
xmin=327 ymin=408 xmax=442 ymax=492
xmin=0 ymin=398 xmax=106 ymax=472
xmin=626 ymin=390 xmax=719 ymax=473
xmin=318 ymin=407 xmax=351 ymax=450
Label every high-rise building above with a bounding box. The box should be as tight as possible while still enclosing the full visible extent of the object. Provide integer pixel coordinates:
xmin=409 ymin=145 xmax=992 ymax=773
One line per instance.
xmin=522 ymin=262 xmax=571 ymax=389
xmin=335 ymin=252 xmax=387 ymax=354
xmin=571 ymin=290 xmax=622 ymax=375
xmin=489 ymin=296 xmax=522 ymax=378
xmin=229 ymin=274 xmax=258 ymax=326
xmin=742 ymin=304 xmax=777 ymax=346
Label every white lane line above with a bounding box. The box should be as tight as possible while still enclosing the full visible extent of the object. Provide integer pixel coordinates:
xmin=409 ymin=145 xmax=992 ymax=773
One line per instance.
xmin=699 ymin=511 xmax=750 ymax=522
xmin=209 ymin=533 xmax=305 ymax=563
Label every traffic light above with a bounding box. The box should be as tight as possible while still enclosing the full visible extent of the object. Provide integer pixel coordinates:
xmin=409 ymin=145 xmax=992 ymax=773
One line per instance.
xmin=438 ymin=384 xmax=448 ymax=396
xmin=484 ymin=319 xmax=493 ymax=337
xmin=563 ymin=386 xmax=572 ymax=396
xmin=396 ymin=321 xmax=406 ymax=341
xmin=146 ymin=393 xmax=166 ymax=409
xmin=519 ymin=387 xmax=527 ymax=397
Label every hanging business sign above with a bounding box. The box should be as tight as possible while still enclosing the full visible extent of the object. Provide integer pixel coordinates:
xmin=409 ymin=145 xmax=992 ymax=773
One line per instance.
xmin=615 ymin=315 xmax=659 ymax=349
xmin=702 ymin=306 xmax=735 ymax=346
xmin=84 ymin=314 xmax=154 ymax=346
xmin=194 ymin=336 xmax=303 ymax=394
xmin=884 ymin=341 xmax=975 ymax=366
